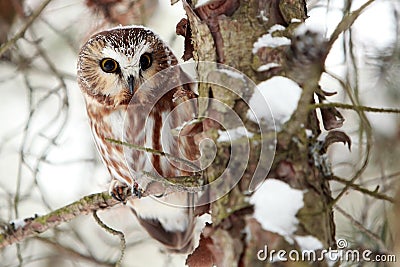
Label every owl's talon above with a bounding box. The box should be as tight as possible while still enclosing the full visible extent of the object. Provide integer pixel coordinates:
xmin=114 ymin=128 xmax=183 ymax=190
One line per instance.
xmin=110 ymin=180 xmax=144 ymax=203
xmin=110 ymin=183 xmax=132 ymax=204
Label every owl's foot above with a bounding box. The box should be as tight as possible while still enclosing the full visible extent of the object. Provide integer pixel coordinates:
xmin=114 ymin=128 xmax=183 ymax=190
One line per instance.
xmin=110 ymin=180 xmax=131 ymax=204
xmin=109 ymin=180 xmax=143 ymax=204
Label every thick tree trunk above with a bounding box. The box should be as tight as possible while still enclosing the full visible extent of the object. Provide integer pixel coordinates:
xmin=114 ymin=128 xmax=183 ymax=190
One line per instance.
xmin=183 ymin=0 xmax=336 ymax=266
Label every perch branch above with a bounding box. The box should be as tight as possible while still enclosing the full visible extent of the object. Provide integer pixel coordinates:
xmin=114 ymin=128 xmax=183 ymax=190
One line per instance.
xmin=0 ymin=191 xmax=122 ymax=249
xmin=0 ymin=173 xmax=187 ymax=249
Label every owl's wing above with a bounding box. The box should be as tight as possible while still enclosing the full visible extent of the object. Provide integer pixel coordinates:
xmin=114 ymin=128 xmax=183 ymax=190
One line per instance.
xmin=171 ymin=68 xmax=204 ymax=140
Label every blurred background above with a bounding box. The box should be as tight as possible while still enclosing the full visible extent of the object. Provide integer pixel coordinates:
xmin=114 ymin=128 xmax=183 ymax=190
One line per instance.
xmin=0 ymin=0 xmax=399 ymax=266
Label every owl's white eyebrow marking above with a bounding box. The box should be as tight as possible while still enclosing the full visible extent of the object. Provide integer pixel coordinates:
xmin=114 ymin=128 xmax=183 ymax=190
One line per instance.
xmin=101 ymin=39 xmax=150 ymax=68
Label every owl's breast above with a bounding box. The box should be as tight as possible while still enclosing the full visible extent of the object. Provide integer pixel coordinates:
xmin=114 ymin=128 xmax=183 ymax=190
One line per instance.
xmin=86 ymin=99 xmax=193 ymax=189
xmin=87 ymin=103 xmax=134 ymax=185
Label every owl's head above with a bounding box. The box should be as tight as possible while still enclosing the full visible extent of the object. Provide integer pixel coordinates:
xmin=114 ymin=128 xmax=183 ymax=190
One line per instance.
xmin=77 ymin=26 xmax=178 ymax=107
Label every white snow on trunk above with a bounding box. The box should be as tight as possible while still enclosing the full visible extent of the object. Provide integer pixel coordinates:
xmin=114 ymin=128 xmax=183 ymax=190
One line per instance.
xmin=250 ymin=179 xmax=304 ymax=243
xmin=252 ymin=24 xmax=290 ymax=53
xmin=247 ymin=76 xmax=302 ymax=126
xmin=294 ymin=235 xmax=323 ymax=251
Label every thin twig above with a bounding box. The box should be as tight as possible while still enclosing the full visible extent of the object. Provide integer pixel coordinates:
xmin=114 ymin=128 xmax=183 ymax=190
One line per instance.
xmin=14 ymin=75 xmax=35 ymax=219
xmin=105 ymin=138 xmax=201 ymax=172
xmin=35 ymin=236 xmax=114 ymax=267
xmin=311 ymin=102 xmax=400 ymax=114
xmin=93 ymin=211 xmax=126 ymax=267
xmin=327 ymin=71 xmax=373 ymax=205
xmin=331 ymin=176 xmax=395 ymax=203
xmin=327 ymin=0 xmax=376 ymax=50
xmin=0 ymin=0 xmax=53 ymax=57
xmin=335 ymin=205 xmax=389 ymax=254
xmin=27 ymin=30 xmax=70 ymax=211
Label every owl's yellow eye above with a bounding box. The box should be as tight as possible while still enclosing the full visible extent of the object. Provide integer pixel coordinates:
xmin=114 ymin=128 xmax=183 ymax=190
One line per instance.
xmin=100 ymin=58 xmax=119 ymax=73
xmin=140 ymin=53 xmax=152 ymax=71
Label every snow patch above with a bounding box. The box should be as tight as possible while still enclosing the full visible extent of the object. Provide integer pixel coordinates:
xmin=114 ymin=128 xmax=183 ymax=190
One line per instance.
xmin=257 ymin=63 xmax=280 ymax=72
xmin=250 ymin=179 xmax=304 ymax=243
xmin=218 ymin=68 xmax=246 ymax=82
xmin=195 ymin=0 xmax=213 ymax=8
xmin=258 ymin=10 xmax=269 ymax=22
xmin=253 ymin=24 xmax=290 ymax=53
xmin=305 ymin=129 xmax=314 ymax=138
xmin=294 ymin=235 xmax=323 ymax=251
xmin=295 ymin=22 xmax=326 ymax=41
xmin=269 ymin=24 xmax=286 ymax=32
xmin=217 ymin=126 xmax=253 ymax=142
xmin=10 ymin=218 xmax=27 ymax=229
xmin=247 ymin=76 xmax=302 ymax=125
xmin=253 ymin=34 xmax=291 ymax=52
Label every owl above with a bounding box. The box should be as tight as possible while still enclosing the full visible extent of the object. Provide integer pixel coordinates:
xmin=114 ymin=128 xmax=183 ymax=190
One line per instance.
xmin=77 ymin=26 xmax=201 ymax=253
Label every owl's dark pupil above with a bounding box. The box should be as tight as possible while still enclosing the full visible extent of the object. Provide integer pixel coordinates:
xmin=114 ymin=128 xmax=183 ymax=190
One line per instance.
xmin=104 ymin=60 xmax=115 ymax=71
xmin=100 ymin=58 xmax=119 ymax=73
xmin=140 ymin=53 xmax=152 ymax=71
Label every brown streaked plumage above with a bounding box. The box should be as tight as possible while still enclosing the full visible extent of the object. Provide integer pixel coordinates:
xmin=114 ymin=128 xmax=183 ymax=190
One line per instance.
xmin=77 ymin=26 xmax=200 ymax=253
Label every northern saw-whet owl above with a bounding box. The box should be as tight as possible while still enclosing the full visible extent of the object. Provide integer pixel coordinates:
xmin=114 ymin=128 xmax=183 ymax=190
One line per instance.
xmin=77 ymin=26 xmax=201 ymax=253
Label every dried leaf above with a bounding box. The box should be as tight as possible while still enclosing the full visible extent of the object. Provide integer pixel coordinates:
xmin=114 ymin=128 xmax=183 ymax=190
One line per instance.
xmin=176 ymin=18 xmax=194 ymax=61
xmin=186 ymin=235 xmax=216 ymax=267
xmin=317 ymin=91 xmax=344 ymax=130
xmin=320 ymin=106 xmax=344 ymax=130
xmin=320 ymin=89 xmax=337 ymax=97
xmin=323 ymin=130 xmax=351 ymax=151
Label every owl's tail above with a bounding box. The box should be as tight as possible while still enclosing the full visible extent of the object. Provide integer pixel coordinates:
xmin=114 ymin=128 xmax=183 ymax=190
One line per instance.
xmin=129 ymin=192 xmax=197 ymax=254
xmin=134 ymin=213 xmax=195 ymax=253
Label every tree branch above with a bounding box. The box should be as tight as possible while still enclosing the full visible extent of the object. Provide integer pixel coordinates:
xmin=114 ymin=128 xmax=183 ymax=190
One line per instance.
xmin=335 ymin=205 xmax=389 ymax=254
xmin=311 ymin=102 xmax=400 ymax=114
xmin=0 ymin=191 xmax=121 ymax=249
xmin=331 ymin=176 xmax=395 ymax=203
xmin=327 ymin=0 xmax=376 ymax=50
xmin=0 ymin=0 xmax=53 ymax=57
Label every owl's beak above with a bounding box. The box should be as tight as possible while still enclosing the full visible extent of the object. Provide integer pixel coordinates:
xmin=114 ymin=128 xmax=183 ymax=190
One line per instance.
xmin=127 ymin=75 xmax=135 ymax=94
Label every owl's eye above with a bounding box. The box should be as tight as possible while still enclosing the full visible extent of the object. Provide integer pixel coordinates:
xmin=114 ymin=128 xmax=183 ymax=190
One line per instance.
xmin=100 ymin=58 xmax=119 ymax=73
xmin=140 ymin=53 xmax=152 ymax=71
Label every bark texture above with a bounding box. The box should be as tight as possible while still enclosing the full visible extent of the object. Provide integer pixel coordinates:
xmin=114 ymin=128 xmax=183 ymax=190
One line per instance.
xmin=183 ymin=0 xmax=336 ymax=266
